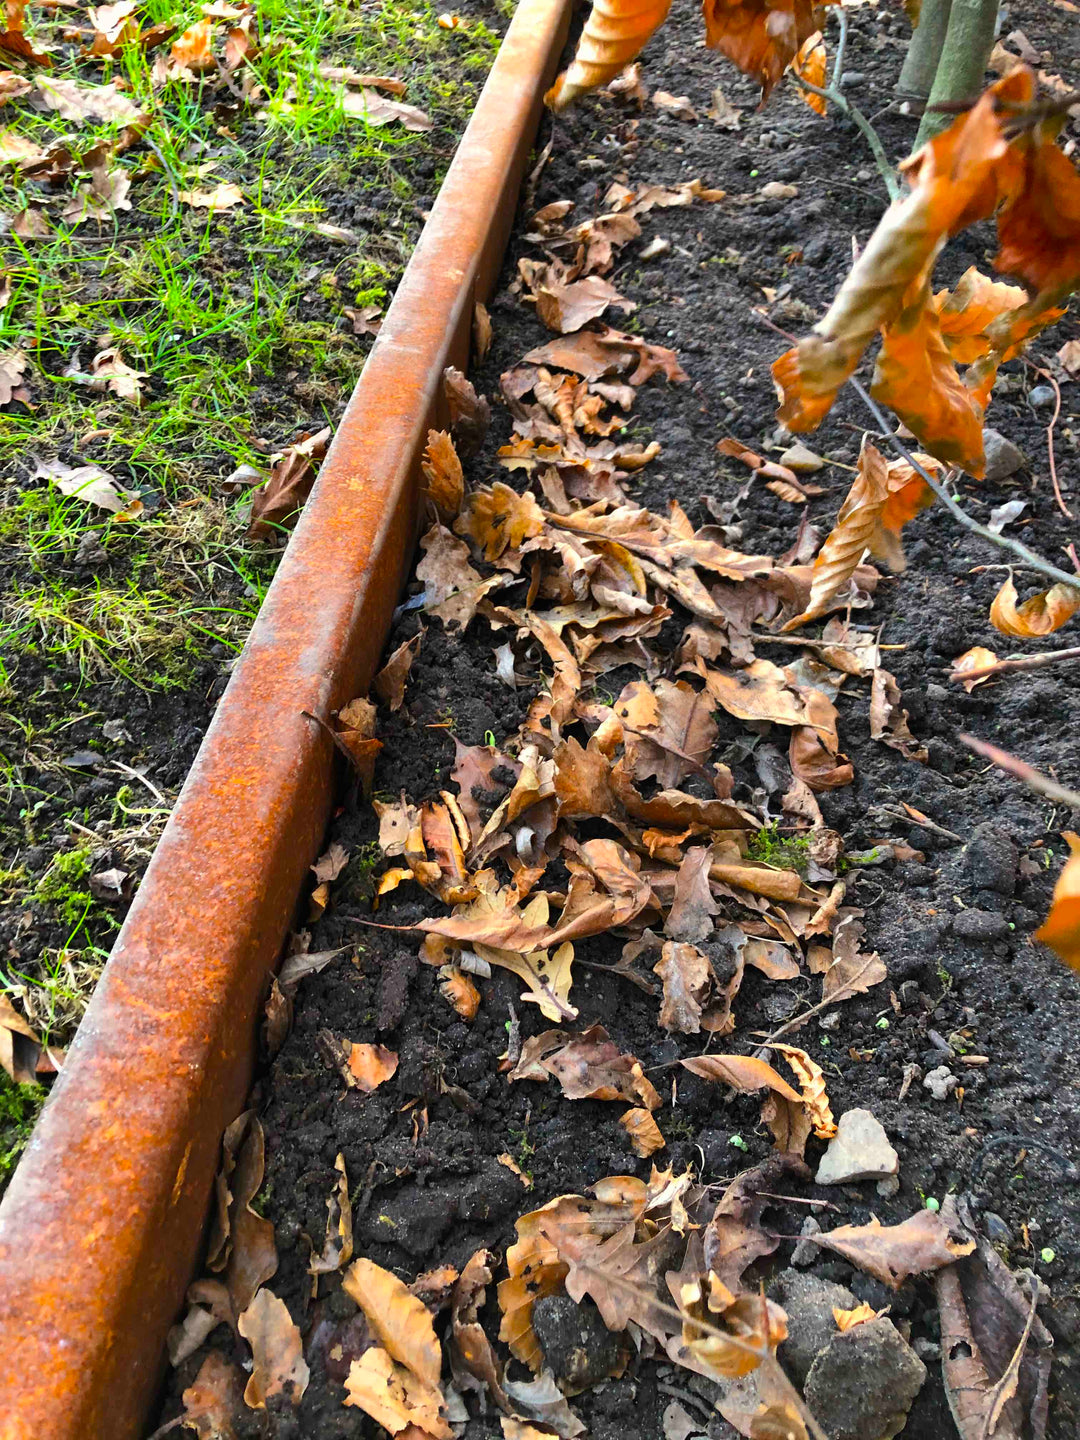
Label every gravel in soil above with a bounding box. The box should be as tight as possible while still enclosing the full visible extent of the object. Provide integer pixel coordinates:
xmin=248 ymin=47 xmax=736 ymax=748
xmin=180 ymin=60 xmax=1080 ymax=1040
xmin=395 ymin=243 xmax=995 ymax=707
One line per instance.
xmin=152 ymin=3 xmax=1080 ymax=1436
xmin=0 ymin=0 xmax=510 ymax=1176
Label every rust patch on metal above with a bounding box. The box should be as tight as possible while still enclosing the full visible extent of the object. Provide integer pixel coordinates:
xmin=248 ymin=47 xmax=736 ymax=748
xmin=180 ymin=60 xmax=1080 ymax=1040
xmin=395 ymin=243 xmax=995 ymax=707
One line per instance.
xmin=0 ymin=3 xmax=571 ymax=1435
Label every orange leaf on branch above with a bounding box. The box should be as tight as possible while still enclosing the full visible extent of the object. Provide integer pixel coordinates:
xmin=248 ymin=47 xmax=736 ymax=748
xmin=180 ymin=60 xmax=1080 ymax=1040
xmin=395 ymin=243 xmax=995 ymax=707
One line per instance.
xmin=546 ymin=0 xmax=673 ymax=110
xmin=791 ymin=30 xmax=826 ymax=116
xmin=702 ymin=0 xmax=836 ymax=105
xmin=989 ymin=574 xmax=1080 ymax=637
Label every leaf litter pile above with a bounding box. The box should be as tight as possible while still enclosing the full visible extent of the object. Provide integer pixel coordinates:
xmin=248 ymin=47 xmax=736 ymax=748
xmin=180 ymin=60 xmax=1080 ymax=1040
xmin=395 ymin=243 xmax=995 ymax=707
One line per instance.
xmin=153 ymin=6 xmax=1080 ymax=1436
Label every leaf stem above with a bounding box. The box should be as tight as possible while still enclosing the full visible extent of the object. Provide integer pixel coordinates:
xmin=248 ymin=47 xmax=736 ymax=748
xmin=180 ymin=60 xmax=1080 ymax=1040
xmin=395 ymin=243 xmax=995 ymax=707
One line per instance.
xmin=848 ymin=378 xmax=1080 ymax=595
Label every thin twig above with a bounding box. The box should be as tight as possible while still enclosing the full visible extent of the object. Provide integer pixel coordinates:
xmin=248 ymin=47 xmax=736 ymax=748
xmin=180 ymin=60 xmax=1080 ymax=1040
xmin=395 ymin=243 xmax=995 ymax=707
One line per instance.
xmin=949 ymin=645 xmax=1080 ymax=683
xmin=876 ymin=804 xmax=964 ymax=843
xmin=1029 ymin=362 xmax=1072 ymax=519
xmin=959 ymin=734 xmax=1080 ymax=811
xmin=849 ymin=379 xmax=1080 ymax=594
xmin=829 ymin=3 xmax=849 ymax=94
xmin=793 ymin=76 xmax=901 ymax=201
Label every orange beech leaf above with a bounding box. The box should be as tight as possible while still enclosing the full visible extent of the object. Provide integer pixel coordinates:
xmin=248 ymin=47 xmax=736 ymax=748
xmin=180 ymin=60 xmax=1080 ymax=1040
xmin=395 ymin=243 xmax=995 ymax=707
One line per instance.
xmin=438 ymin=965 xmax=480 ymax=1019
xmin=344 ymin=1348 xmax=450 ymax=1439
xmin=772 ymin=69 xmax=1030 ymax=432
xmin=989 ymin=574 xmax=1080 ymax=637
xmin=547 ymin=0 xmax=673 ymax=110
xmin=1036 ymin=831 xmax=1080 ymax=973
xmin=791 ymin=30 xmax=826 ymax=115
xmin=870 ymin=274 xmax=986 ymax=475
xmin=994 ymin=122 xmax=1080 ymax=304
xmin=932 ymin=266 xmax=1029 ymax=363
xmin=833 ymin=1302 xmax=884 ymax=1332
xmin=702 ymin=0 xmax=836 ymax=104
xmin=681 ymin=1052 xmax=803 ymax=1102
xmin=343 ymin=1257 xmax=444 ymax=1388
xmin=620 ymin=1106 xmax=667 ymax=1156
xmin=347 ymin=1042 xmax=399 ymax=1092
xmin=950 ymin=646 xmax=998 ymax=690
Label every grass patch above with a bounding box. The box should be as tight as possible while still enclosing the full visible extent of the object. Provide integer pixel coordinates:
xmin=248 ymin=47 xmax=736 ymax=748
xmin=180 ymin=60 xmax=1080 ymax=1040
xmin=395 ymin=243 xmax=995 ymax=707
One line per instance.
xmin=746 ymin=822 xmax=812 ymax=875
xmin=0 ymin=1072 xmax=46 ymax=1197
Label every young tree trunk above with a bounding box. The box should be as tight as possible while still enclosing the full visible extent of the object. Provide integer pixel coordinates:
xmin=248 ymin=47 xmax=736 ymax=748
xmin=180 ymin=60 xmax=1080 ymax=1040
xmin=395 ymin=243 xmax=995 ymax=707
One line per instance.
xmin=897 ymin=0 xmax=953 ymax=100
xmin=915 ymin=0 xmax=1000 ymax=146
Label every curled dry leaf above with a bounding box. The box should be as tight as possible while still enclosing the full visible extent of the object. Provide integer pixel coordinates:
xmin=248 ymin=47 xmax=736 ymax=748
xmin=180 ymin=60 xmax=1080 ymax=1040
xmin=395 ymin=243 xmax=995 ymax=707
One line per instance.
xmin=181 ymin=1352 xmax=245 ymax=1439
xmin=703 ymin=0 xmax=838 ymax=103
xmin=749 ymin=1400 xmax=810 ymax=1440
xmin=681 ymin=1052 xmax=802 ymax=1102
xmin=950 ymin=646 xmax=998 ymax=690
xmin=810 ymin=1209 xmax=975 ymax=1290
xmin=249 ymin=427 xmax=331 ymax=539
xmin=237 ymin=1289 xmax=309 ymax=1409
xmin=309 ymin=1153 xmax=353 ymax=1275
xmin=450 ymin=1248 xmax=509 ymax=1406
xmin=989 ymin=574 xmax=1080 ymax=637
xmin=344 ymin=1346 xmax=450 ymax=1439
xmin=546 ymin=0 xmax=673 ymax=110
xmin=791 ymin=30 xmax=826 ymax=115
xmin=438 ymin=964 xmax=481 ymax=1019
xmin=373 ymin=631 xmax=422 ymax=712
xmin=767 ymin=1042 xmax=836 ymax=1139
xmin=178 ymin=182 xmax=245 ymax=210
xmin=347 ymin=1042 xmax=399 ymax=1092
xmin=620 ymin=1105 xmax=666 ymax=1156
xmin=869 ymin=668 xmax=928 ymax=763
xmin=654 ymin=939 xmax=711 ymax=1033
xmin=64 ymin=346 xmax=146 ymax=404
xmin=515 ymin=1022 xmax=661 ymax=1109
xmin=422 ymin=428 xmax=465 ymax=519
xmin=833 ymin=1302 xmax=884 ymax=1331
xmin=498 ymin=1202 xmax=570 ymax=1369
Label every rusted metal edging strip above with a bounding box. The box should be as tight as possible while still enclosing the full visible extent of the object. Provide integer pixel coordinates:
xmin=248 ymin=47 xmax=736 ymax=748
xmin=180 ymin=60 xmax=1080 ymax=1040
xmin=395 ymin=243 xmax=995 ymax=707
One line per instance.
xmin=0 ymin=3 xmax=571 ymax=1435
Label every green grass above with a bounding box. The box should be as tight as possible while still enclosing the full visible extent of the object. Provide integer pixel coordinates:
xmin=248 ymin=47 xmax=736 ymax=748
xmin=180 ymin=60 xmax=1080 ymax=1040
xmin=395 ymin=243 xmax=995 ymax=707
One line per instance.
xmin=0 ymin=1071 xmax=45 ymax=1196
xmin=746 ymin=821 xmax=812 ymax=875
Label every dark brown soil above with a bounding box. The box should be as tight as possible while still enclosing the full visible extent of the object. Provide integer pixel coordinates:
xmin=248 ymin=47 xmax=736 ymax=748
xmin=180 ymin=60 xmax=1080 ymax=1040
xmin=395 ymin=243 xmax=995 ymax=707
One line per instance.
xmin=159 ymin=4 xmax=1080 ymax=1436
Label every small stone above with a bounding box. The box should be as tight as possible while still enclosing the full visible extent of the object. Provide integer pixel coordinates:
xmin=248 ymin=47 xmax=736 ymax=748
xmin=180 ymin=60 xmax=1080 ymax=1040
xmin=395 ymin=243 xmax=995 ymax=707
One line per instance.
xmin=102 ymin=719 xmax=130 ymax=744
xmin=952 ymin=908 xmax=1010 ymax=942
xmin=772 ymin=1271 xmax=858 ymax=1385
xmin=841 ymin=71 xmax=866 ymax=87
xmin=532 ymin=1294 xmax=621 ymax=1389
xmin=983 ymin=1211 xmax=1012 ymax=1245
xmin=792 ymin=1215 xmax=822 ymax=1267
xmin=924 ymin=1065 xmax=957 ymax=1101
xmin=816 ymin=1109 xmax=900 ymax=1186
xmin=759 ymin=181 xmax=798 ymax=200
xmin=1029 ymin=384 xmax=1056 ymax=409
xmin=876 ymin=1176 xmax=900 ymax=1198
xmin=965 ymin=823 xmax=1018 ymax=897
xmin=779 ymin=442 xmax=825 ymax=473
xmin=981 ymin=428 xmax=1027 ymax=481
xmin=804 ymin=1317 xmax=927 ymax=1440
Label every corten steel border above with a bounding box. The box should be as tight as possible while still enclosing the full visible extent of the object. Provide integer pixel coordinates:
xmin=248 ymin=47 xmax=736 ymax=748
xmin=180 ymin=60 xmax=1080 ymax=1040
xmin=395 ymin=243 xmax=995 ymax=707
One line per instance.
xmin=0 ymin=2 xmax=571 ymax=1434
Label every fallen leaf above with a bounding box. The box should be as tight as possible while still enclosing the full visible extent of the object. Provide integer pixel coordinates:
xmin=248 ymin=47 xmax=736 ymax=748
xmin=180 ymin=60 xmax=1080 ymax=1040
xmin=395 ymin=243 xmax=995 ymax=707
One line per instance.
xmin=33 ymin=456 xmax=141 ymax=517
xmin=870 ymin=668 xmax=928 ymax=763
xmin=444 ymin=366 xmax=491 ymax=457
xmin=664 ymin=845 xmax=719 ymax=943
xmin=767 ymin=1043 xmax=836 ymax=1139
xmin=311 ymin=842 xmax=349 ymax=883
xmin=950 ymin=646 xmax=998 ymax=690
xmin=456 ymin=481 xmax=545 ymax=563
xmin=170 ymin=18 xmax=215 ymax=72
xmin=343 ymin=87 xmax=433 ymax=131
xmin=534 ymin=273 xmax=636 ymax=334
xmin=811 ymin=1209 xmax=975 ymax=1289
xmin=518 ymin=1022 xmax=661 ymax=1108
xmin=498 ymin=1201 xmax=570 ymax=1369
xmin=621 ymin=1106 xmax=666 ymax=1156
xmin=0 ymin=994 xmax=40 ymax=1083
xmin=347 ymin=1043 xmax=398 ymax=1092
xmin=652 ymin=89 xmax=697 ymax=120
xmin=681 ymin=1052 xmax=802 ymax=1102
xmin=989 ymin=574 xmax=1080 ymax=637
xmin=34 ymin=77 xmax=142 ymax=123
xmin=833 ymin=1302 xmax=883 ymax=1332
xmin=178 ymin=182 xmax=245 ymax=210
xmin=344 ymin=1346 xmax=450 ymax=1439
xmin=238 ymin=1289 xmax=309 ymax=1409
xmin=654 ymin=940 xmax=711 ymax=1034
xmin=374 ymin=632 xmax=422 ymax=712
xmin=343 ymin=302 xmax=382 ymax=335
xmin=439 ymin=965 xmax=480 ymax=1019
xmin=1035 ymin=830 xmax=1080 ymax=973
xmin=64 ymin=346 xmax=147 ymax=404
xmin=821 ymin=917 xmax=887 ymax=1005
xmin=249 ymin=426 xmax=331 ymax=538
xmin=707 ymin=84 xmax=742 ymax=129
xmin=181 ymin=1352 xmax=244 ymax=1439
xmin=792 ymin=31 xmax=826 ymax=115
xmin=309 ymin=1153 xmax=353 ymax=1275
xmin=422 ymin=429 xmax=465 ymax=520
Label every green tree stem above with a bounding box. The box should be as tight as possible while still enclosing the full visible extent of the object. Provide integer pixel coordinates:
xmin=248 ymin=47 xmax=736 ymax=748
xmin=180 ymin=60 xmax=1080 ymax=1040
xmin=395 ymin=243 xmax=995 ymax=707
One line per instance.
xmin=915 ymin=0 xmax=1000 ymax=146
xmin=897 ymin=0 xmax=953 ymax=100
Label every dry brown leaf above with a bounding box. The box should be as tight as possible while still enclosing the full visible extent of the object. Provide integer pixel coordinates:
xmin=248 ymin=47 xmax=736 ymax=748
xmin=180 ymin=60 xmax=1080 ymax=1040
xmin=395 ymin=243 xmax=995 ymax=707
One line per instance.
xmin=654 ymin=940 xmax=711 ymax=1034
xmin=181 ymin=1352 xmax=244 ymax=1439
xmin=33 ymin=457 xmax=141 ymax=518
xmin=664 ymin=844 xmax=719 ymax=943
xmin=422 ymin=429 xmax=465 ymax=520
xmin=238 ymin=1289 xmax=309 ymax=1409
xmin=523 ymin=1022 xmax=661 ymax=1108
xmin=344 ymin=1257 xmax=443 ymax=1388
xmin=450 ymin=1249 xmax=509 ymax=1406
xmin=374 ymin=632 xmax=422 ymax=712
xmin=178 ymin=182 xmax=245 ymax=211
xmin=950 ymin=646 xmax=998 ymax=690
xmin=0 ymin=993 xmax=40 ymax=1083
xmin=767 ymin=1042 xmax=836 ymax=1139
xmin=524 ymin=325 xmax=688 ymax=385
xmin=702 ymin=0 xmax=837 ymax=103
xmin=249 ymin=427 xmax=331 ymax=538
xmin=498 ymin=1202 xmax=571 ymax=1369
xmin=621 ymin=1106 xmax=667 ymax=1156
xmin=989 ymin=574 xmax=1080 ymax=637
xmin=534 ymin=273 xmax=635 ymax=334
xmin=547 ymin=0 xmax=673 ymax=109
xmin=343 ymin=86 xmax=432 ymax=130
xmin=438 ymin=965 xmax=480 ymax=1020
xmin=869 ymin=668 xmax=928 ymax=763
xmin=833 ymin=1302 xmax=884 ymax=1332
xmin=309 ymin=1153 xmax=353 ymax=1276
xmin=456 ymin=481 xmax=545 ymax=563
xmin=347 ymin=1042 xmax=398 ymax=1092
xmin=792 ymin=31 xmax=826 ymax=115
xmin=344 ymin=1347 xmax=450 ymax=1438
xmin=64 ymin=345 xmax=146 ymax=404
xmin=821 ymin=917 xmax=887 ymax=1005
xmin=812 ymin=1210 xmax=975 ymax=1289
xmin=681 ymin=1052 xmax=802 ymax=1102
xmin=750 ymin=1400 xmax=810 ymax=1440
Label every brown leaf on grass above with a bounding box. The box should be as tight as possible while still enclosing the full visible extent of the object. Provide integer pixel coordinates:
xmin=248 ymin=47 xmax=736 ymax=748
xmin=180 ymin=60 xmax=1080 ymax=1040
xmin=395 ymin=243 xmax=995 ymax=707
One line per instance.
xmin=654 ymin=940 xmax=711 ymax=1034
xmin=169 ymin=18 xmax=215 ymax=72
xmin=181 ymin=1352 xmax=244 ymax=1439
xmin=343 ymin=87 xmax=433 ymax=130
xmin=11 ymin=205 xmax=49 ymax=237
xmin=344 ymin=1257 xmax=443 ymax=1387
xmin=178 ymin=182 xmax=245 ymax=211
xmin=344 ymin=1347 xmax=450 ymax=1438
xmin=33 ymin=456 xmax=141 ymax=517
xmin=812 ymin=1210 xmax=976 ymax=1291
xmin=870 ymin=668 xmax=928 ymax=763
xmin=238 ymin=1289 xmax=309 ymax=1409
xmin=950 ymin=646 xmax=998 ymax=690
xmin=347 ymin=1043 xmax=398 ymax=1092
xmin=989 ymin=574 xmax=1080 ymax=637
xmin=0 ymin=346 xmax=29 ymax=407
xmin=309 ymin=1153 xmax=353 ymax=1275
xmin=63 ymin=345 xmax=146 ymax=403
xmin=422 ymin=429 xmax=465 ymax=520
xmin=373 ymin=632 xmax=422 ymax=712
xmin=248 ymin=426 xmax=331 ymax=538
xmin=34 ymin=77 xmax=142 ymax=123
xmin=621 ymin=1107 xmax=666 ymax=1157
xmin=1035 ymin=830 xmax=1080 ymax=973
xmin=0 ymin=69 xmax=31 ymax=103
xmin=546 ymin=0 xmax=673 ymax=109
xmin=665 ymin=845 xmax=719 ymax=943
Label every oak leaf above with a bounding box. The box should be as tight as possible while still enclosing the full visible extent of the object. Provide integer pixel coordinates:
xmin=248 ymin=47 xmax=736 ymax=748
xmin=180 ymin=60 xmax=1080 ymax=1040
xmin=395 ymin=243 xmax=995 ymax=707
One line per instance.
xmin=989 ymin=574 xmax=1080 ymax=637
xmin=422 ymin=429 xmax=465 ymax=520
xmin=456 ymin=481 xmax=545 ymax=562
xmin=237 ymin=1289 xmax=309 ymax=1409
xmin=654 ymin=939 xmax=711 ymax=1033
xmin=498 ymin=1202 xmax=571 ymax=1369
xmin=546 ymin=0 xmax=673 ymax=110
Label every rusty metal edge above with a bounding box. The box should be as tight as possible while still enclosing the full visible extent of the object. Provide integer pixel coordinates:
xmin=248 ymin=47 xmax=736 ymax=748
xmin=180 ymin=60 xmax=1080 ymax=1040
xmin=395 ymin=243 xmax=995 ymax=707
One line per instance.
xmin=0 ymin=3 xmax=571 ymax=1435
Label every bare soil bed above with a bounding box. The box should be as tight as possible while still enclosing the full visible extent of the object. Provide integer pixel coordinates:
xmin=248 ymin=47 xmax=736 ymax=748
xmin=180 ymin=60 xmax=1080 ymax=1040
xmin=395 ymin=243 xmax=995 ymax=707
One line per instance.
xmin=72 ymin=2 xmax=1080 ymax=1437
